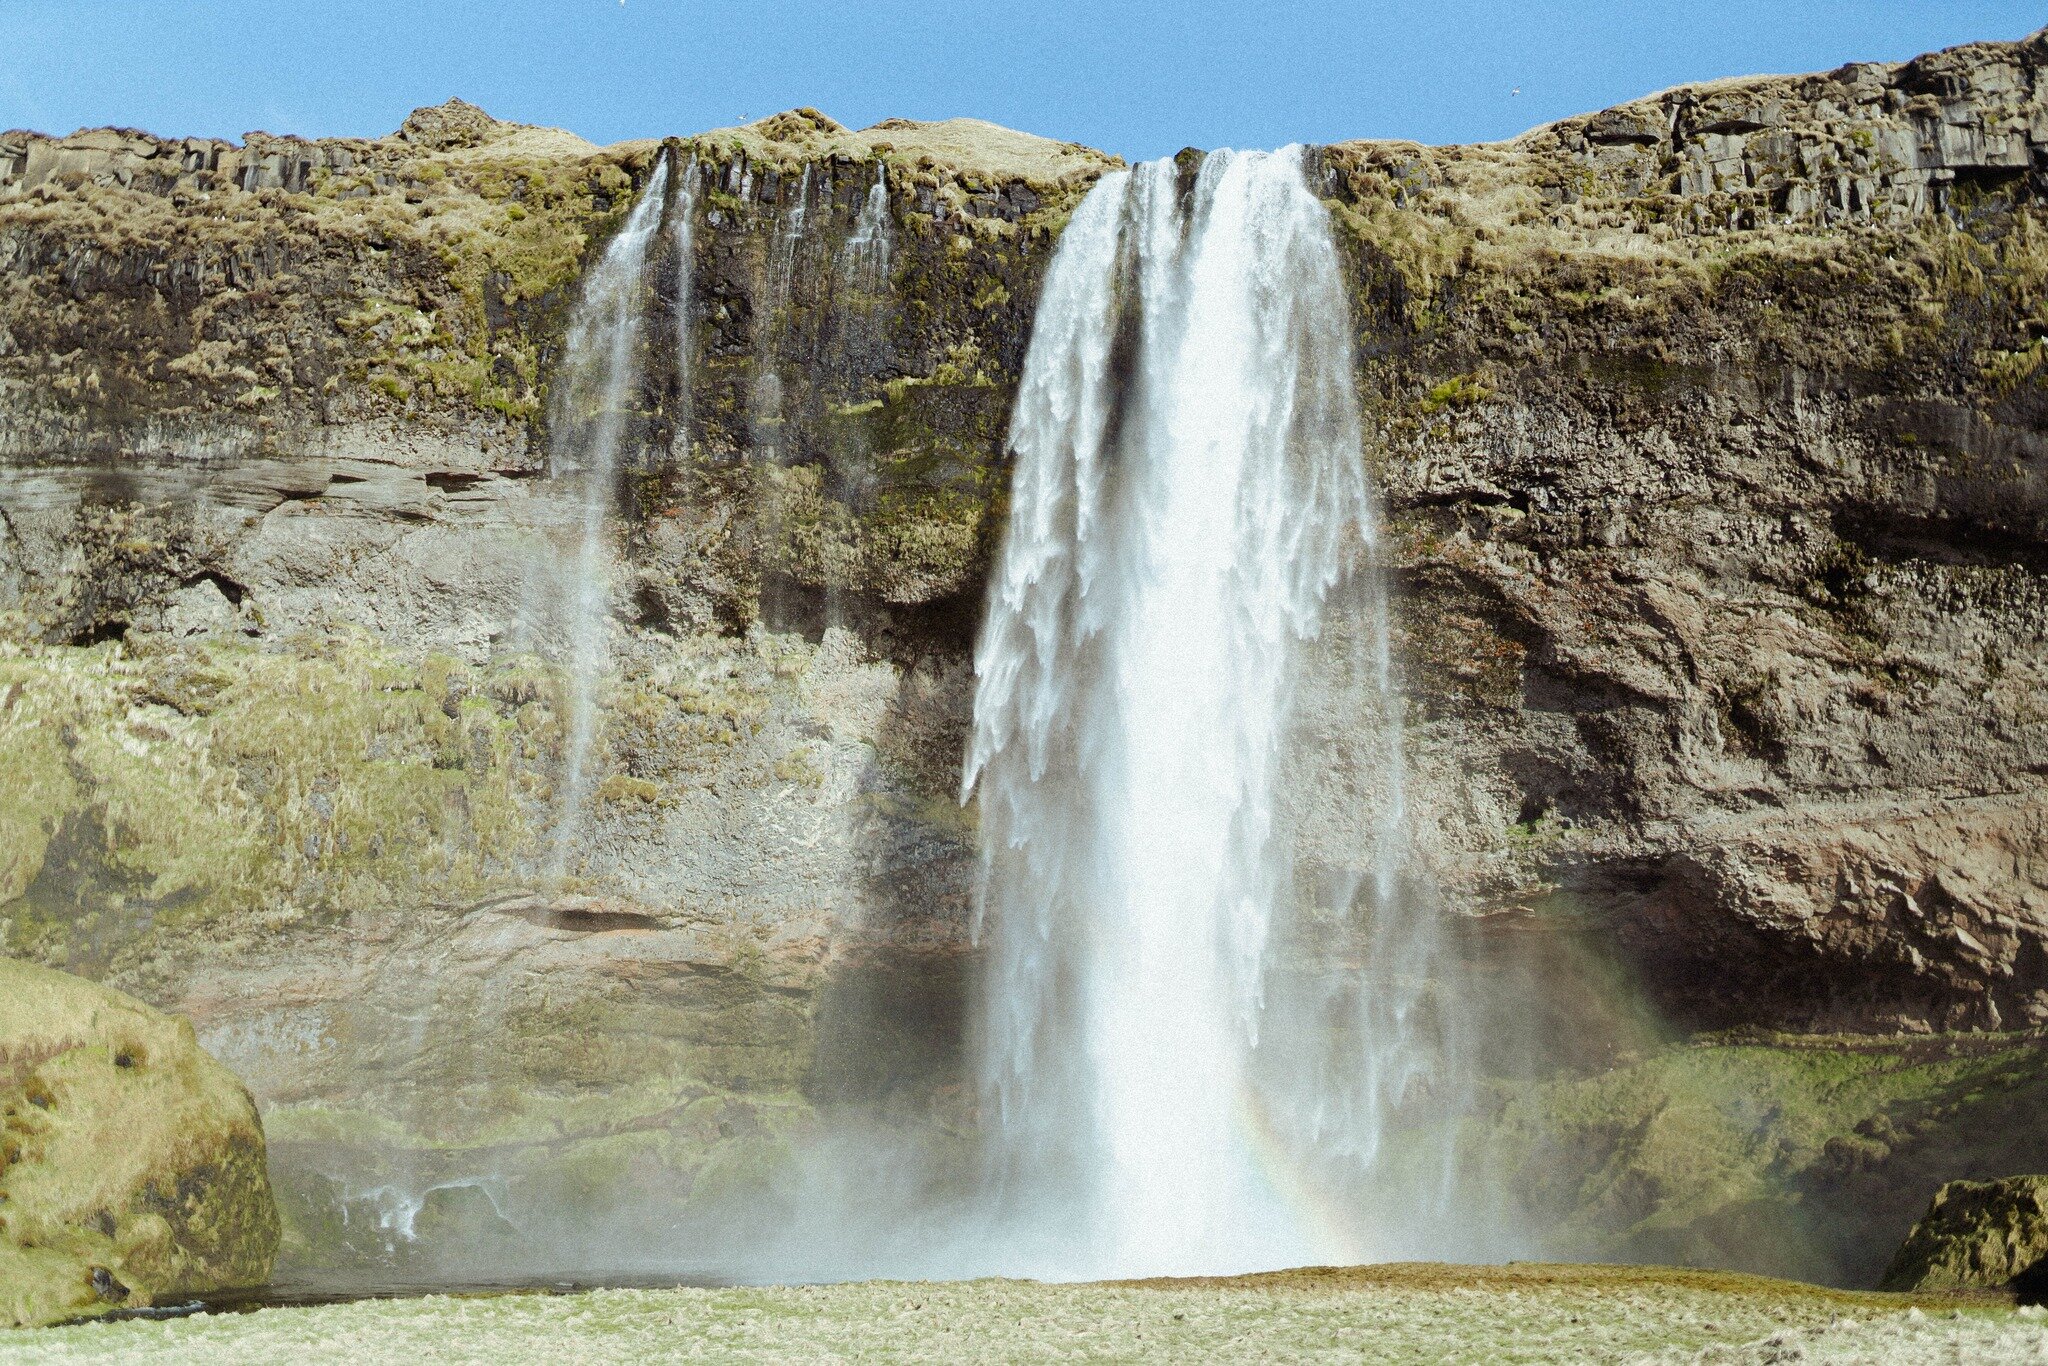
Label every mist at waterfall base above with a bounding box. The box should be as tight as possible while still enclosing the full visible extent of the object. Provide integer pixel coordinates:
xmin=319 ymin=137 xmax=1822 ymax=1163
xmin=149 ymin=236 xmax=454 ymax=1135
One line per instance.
xmin=959 ymin=146 xmax=1482 ymax=1279
xmin=372 ymin=145 xmax=1604 ymax=1290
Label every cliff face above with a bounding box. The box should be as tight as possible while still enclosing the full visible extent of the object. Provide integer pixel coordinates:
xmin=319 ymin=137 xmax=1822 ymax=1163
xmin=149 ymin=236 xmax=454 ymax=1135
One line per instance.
xmin=0 ymin=98 xmax=1106 ymax=1278
xmin=1318 ymin=31 xmax=2048 ymax=1036
xmin=2 ymin=32 xmax=2046 ymax=1284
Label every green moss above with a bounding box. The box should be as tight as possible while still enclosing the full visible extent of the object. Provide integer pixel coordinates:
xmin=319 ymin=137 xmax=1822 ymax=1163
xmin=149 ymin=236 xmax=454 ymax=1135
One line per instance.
xmin=771 ymin=747 xmax=825 ymax=787
xmin=1980 ymin=339 xmax=2048 ymax=395
xmin=1882 ymin=1176 xmax=2048 ymax=1291
xmin=0 ymin=636 xmax=548 ymax=972
xmin=596 ymin=774 xmax=661 ymax=805
xmin=0 ymin=958 xmax=278 ymax=1327
xmin=879 ymin=341 xmax=995 ymax=403
xmin=1480 ymin=1032 xmax=2048 ymax=1285
xmin=1420 ymin=372 xmax=1494 ymax=413
xmin=363 ymin=153 xmax=648 ymax=422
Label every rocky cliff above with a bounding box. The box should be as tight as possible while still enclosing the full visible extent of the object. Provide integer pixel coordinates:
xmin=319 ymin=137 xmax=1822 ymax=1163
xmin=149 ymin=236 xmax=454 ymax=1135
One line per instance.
xmin=2 ymin=30 xmax=2046 ymax=1286
xmin=1319 ymin=31 xmax=2048 ymax=1039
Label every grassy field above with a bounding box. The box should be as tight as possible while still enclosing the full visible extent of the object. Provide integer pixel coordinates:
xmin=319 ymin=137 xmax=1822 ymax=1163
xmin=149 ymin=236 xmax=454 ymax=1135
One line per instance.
xmin=2 ymin=1264 xmax=2042 ymax=1364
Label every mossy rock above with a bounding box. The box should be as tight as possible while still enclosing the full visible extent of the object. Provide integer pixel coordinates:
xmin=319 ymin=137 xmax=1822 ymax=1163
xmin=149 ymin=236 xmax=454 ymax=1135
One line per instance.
xmin=1480 ymin=1032 xmax=2048 ymax=1286
xmin=1880 ymin=1175 xmax=2048 ymax=1292
xmin=0 ymin=957 xmax=279 ymax=1328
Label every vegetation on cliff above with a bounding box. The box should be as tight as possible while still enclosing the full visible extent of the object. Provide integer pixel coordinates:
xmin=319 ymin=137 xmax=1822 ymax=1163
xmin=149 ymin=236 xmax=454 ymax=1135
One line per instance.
xmin=1476 ymin=1030 xmax=2048 ymax=1286
xmin=1882 ymin=1174 xmax=2048 ymax=1292
xmin=0 ymin=632 xmax=543 ymax=978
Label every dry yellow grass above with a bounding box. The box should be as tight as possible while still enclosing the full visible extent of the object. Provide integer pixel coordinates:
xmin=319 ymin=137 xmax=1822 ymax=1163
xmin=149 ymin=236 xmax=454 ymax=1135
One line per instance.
xmin=691 ymin=109 xmax=1118 ymax=190
xmin=3 ymin=1263 xmax=2036 ymax=1363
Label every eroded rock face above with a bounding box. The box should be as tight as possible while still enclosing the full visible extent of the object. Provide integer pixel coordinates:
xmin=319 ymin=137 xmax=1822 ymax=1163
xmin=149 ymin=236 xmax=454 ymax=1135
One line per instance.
xmin=0 ymin=957 xmax=278 ymax=1328
xmin=1 ymin=33 xmax=2046 ymax=1281
xmin=1314 ymin=28 xmax=2048 ymax=1034
xmin=1881 ymin=1174 xmax=2048 ymax=1291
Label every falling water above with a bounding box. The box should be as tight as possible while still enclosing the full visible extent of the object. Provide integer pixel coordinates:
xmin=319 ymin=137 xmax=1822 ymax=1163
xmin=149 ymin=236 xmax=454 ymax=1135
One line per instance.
xmin=546 ymin=157 xmax=670 ymax=871
xmin=770 ymin=164 xmax=812 ymax=300
xmin=840 ymin=164 xmax=892 ymax=291
xmin=749 ymin=164 xmax=812 ymax=467
xmin=963 ymin=147 xmax=1448 ymax=1278
xmin=670 ymin=155 xmax=701 ymax=453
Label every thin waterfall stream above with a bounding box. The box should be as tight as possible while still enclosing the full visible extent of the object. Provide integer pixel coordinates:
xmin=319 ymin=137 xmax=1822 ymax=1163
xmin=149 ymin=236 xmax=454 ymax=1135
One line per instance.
xmin=670 ymin=155 xmax=701 ymax=453
xmin=545 ymin=157 xmax=671 ymax=872
xmin=963 ymin=146 xmax=1455 ymax=1278
xmin=841 ymin=164 xmax=892 ymax=291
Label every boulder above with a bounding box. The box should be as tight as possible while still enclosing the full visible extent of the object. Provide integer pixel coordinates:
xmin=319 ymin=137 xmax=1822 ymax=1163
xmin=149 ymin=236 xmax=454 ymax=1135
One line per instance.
xmin=1880 ymin=1176 xmax=2048 ymax=1293
xmin=0 ymin=957 xmax=279 ymax=1328
xmin=396 ymin=98 xmax=499 ymax=150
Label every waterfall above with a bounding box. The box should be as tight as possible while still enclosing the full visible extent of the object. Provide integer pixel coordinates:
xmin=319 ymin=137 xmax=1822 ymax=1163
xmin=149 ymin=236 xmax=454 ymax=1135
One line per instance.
xmin=841 ymin=164 xmax=892 ymax=291
xmin=750 ymin=164 xmax=811 ymax=467
xmin=670 ymin=155 xmax=700 ymax=453
xmin=770 ymin=164 xmax=812 ymax=301
xmin=749 ymin=164 xmax=820 ymax=631
xmin=546 ymin=157 xmax=671 ymax=872
xmin=963 ymin=147 xmax=1448 ymax=1278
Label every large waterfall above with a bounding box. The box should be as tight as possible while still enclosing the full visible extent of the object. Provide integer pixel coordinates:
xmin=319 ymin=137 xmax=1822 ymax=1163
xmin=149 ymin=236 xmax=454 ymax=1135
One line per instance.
xmin=963 ymin=147 xmax=1448 ymax=1278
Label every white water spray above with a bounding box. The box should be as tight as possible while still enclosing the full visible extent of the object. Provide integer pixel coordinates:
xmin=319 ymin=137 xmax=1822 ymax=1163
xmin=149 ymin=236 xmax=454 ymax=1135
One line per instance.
xmin=964 ymin=147 xmax=1450 ymax=1278
xmin=547 ymin=158 xmax=670 ymax=870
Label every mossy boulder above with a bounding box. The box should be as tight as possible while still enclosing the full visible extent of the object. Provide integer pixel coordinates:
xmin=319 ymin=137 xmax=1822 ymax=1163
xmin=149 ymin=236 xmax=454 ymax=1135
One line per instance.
xmin=0 ymin=957 xmax=279 ymax=1328
xmin=1880 ymin=1175 xmax=2048 ymax=1293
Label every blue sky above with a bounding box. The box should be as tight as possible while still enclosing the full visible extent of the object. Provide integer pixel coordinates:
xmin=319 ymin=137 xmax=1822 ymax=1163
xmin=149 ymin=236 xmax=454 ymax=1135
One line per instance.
xmin=1 ymin=2 xmax=2041 ymax=161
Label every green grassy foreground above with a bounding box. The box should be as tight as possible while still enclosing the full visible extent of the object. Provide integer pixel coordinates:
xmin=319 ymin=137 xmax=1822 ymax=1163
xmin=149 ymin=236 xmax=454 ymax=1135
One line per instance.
xmin=2 ymin=1264 xmax=2041 ymax=1364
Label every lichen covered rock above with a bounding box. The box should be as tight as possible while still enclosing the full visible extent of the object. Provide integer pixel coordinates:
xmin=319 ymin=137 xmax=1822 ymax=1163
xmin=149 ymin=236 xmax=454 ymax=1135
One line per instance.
xmin=1470 ymin=1026 xmax=2048 ymax=1287
xmin=0 ymin=957 xmax=278 ymax=1328
xmin=1880 ymin=1174 xmax=2048 ymax=1292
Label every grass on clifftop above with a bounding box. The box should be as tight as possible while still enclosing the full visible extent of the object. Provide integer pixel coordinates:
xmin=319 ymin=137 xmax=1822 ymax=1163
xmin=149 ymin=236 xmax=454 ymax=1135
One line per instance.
xmin=692 ymin=109 xmax=1117 ymax=194
xmin=4 ymin=1265 xmax=2037 ymax=1364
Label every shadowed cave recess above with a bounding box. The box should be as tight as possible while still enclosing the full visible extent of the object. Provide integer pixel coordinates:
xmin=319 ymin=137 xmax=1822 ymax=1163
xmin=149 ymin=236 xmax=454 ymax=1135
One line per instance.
xmin=3 ymin=29 xmax=2048 ymax=1296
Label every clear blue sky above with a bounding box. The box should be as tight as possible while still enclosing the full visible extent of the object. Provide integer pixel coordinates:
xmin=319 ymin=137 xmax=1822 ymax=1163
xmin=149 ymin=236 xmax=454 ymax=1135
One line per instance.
xmin=1 ymin=2 xmax=2040 ymax=161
